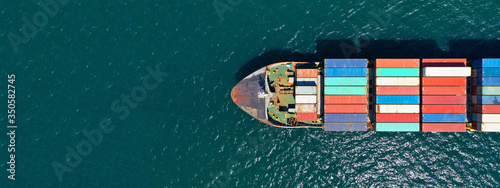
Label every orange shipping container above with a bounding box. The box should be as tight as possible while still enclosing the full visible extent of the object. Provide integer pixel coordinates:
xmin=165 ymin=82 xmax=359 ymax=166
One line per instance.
xmin=296 ymin=69 xmax=317 ymax=78
xmin=376 ymin=86 xmax=420 ymax=95
xmin=472 ymin=104 xmax=500 ymax=113
xmin=422 ymin=86 xmax=466 ymax=95
xmin=324 ymin=95 xmax=367 ymax=104
xmin=375 ymin=59 xmax=420 ymax=68
xmin=422 ymin=58 xmax=466 ymax=67
xmin=422 ymin=77 xmax=467 ymax=86
xmin=422 ymin=105 xmax=466 ymax=113
xmin=324 ymin=105 xmax=367 ymax=113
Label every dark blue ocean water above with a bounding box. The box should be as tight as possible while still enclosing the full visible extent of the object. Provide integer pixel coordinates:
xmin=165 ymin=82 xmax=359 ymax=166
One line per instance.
xmin=1 ymin=0 xmax=500 ymax=187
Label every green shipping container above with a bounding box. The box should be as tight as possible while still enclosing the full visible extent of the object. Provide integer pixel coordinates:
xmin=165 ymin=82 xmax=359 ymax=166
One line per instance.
xmin=376 ymin=123 xmax=420 ymax=132
xmin=324 ymin=77 xmax=368 ymax=86
xmin=376 ymin=68 xmax=420 ymax=77
xmin=324 ymin=86 xmax=367 ymax=95
xmin=477 ymin=87 xmax=500 ymax=95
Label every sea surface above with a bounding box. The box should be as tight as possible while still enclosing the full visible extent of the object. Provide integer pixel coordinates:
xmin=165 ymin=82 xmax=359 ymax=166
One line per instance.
xmin=1 ymin=0 xmax=500 ymax=187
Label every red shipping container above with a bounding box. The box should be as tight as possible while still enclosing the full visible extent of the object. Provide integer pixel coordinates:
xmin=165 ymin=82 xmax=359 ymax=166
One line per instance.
xmin=376 ymin=86 xmax=420 ymax=95
xmin=422 ymin=123 xmax=466 ymax=132
xmin=472 ymin=87 xmax=477 ymax=95
xmin=376 ymin=113 xmax=420 ymax=122
xmin=422 ymin=58 xmax=466 ymax=67
xmin=324 ymin=95 xmax=367 ymax=104
xmin=422 ymin=86 xmax=466 ymax=95
xmin=324 ymin=105 xmax=367 ymax=113
xmin=297 ymin=69 xmax=317 ymax=78
xmin=375 ymin=59 xmax=420 ymax=68
xmin=422 ymin=96 xmax=467 ymax=104
xmin=422 ymin=105 xmax=466 ymax=113
xmin=422 ymin=77 xmax=467 ymax=86
xmin=296 ymin=112 xmax=317 ymax=121
xmin=472 ymin=104 xmax=500 ymax=113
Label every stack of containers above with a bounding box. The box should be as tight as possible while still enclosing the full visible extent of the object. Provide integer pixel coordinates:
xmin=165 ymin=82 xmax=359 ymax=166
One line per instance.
xmin=471 ymin=58 xmax=500 ymax=132
xmin=295 ymin=69 xmax=318 ymax=122
xmin=421 ymin=59 xmax=470 ymax=132
xmin=375 ymin=59 xmax=421 ymax=132
xmin=323 ymin=59 xmax=368 ymax=131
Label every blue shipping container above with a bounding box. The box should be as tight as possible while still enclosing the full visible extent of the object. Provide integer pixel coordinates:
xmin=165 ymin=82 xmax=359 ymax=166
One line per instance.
xmin=473 ymin=96 xmax=500 ymax=104
xmin=474 ymin=77 xmax=500 ymax=86
xmin=422 ymin=114 xmax=467 ymax=122
xmin=376 ymin=95 xmax=420 ymax=104
xmin=476 ymin=68 xmax=500 ymax=77
xmin=325 ymin=68 xmax=368 ymax=77
xmin=325 ymin=59 xmax=367 ymax=68
xmin=324 ymin=123 xmax=367 ymax=131
xmin=376 ymin=123 xmax=420 ymax=132
xmin=324 ymin=113 xmax=368 ymax=122
xmin=472 ymin=59 xmax=500 ymax=68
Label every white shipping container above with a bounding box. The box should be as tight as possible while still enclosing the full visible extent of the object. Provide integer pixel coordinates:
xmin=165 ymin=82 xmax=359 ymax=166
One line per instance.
xmin=479 ymin=123 xmax=500 ymax=132
xmin=376 ymin=104 xmax=420 ymax=113
xmin=376 ymin=77 xmax=420 ymax=86
xmin=295 ymin=95 xmax=317 ymax=104
xmin=423 ymin=67 xmax=471 ymax=77
xmin=475 ymin=114 xmax=500 ymax=122
xmin=296 ymin=104 xmax=317 ymax=113
xmin=295 ymin=86 xmax=317 ymax=95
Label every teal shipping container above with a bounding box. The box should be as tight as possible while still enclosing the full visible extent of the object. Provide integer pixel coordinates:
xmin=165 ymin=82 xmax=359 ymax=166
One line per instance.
xmin=476 ymin=87 xmax=500 ymax=95
xmin=376 ymin=123 xmax=420 ymax=132
xmin=324 ymin=86 xmax=367 ymax=95
xmin=324 ymin=77 xmax=368 ymax=86
xmin=376 ymin=68 xmax=420 ymax=77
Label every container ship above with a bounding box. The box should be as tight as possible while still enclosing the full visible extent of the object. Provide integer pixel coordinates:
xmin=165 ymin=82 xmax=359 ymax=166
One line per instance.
xmin=231 ymin=58 xmax=500 ymax=132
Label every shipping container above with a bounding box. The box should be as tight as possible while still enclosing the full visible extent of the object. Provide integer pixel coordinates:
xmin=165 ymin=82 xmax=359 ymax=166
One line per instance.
xmin=324 ymin=68 xmax=368 ymax=77
xmin=325 ymin=59 xmax=367 ymax=68
xmin=324 ymin=86 xmax=367 ymax=95
xmin=324 ymin=113 xmax=368 ymax=122
xmin=324 ymin=123 xmax=367 ymax=131
xmin=472 ymin=69 xmax=477 ymax=77
xmin=295 ymin=86 xmax=317 ymax=95
xmin=422 ymin=77 xmax=467 ymax=86
xmin=296 ymin=104 xmax=317 ymax=113
xmin=422 ymin=105 xmax=466 ymax=113
xmin=375 ymin=77 xmax=420 ymax=86
xmin=324 ymin=105 xmax=368 ymax=113
xmin=471 ymin=95 xmax=500 ymax=104
xmin=376 ymin=86 xmax=420 ymax=95
xmin=376 ymin=113 xmax=420 ymax=122
xmin=472 ymin=58 xmax=500 ymax=68
xmin=473 ymin=113 xmax=500 ymax=122
xmin=422 ymin=86 xmax=467 ymax=95
xmin=376 ymin=95 xmax=420 ymax=104
xmin=472 ymin=122 xmax=500 ymax=132
xmin=475 ymin=68 xmax=500 ymax=77
xmin=472 ymin=104 xmax=500 ymax=113
xmin=296 ymin=77 xmax=316 ymax=86
xmin=324 ymin=77 xmax=368 ymax=86
xmin=324 ymin=95 xmax=368 ymax=104
xmin=423 ymin=67 xmax=471 ymax=77
xmin=422 ymin=114 xmax=467 ymax=122
xmin=296 ymin=112 xmax=317 ymax=121
xmin=422 ymin=58 xmax=467 ymax=67
xmin=376 ymin=68 xmax=420 ymax=77
xmin=375 ymin=59 xmax=420 ymax=68
xmin=296 ymin=69 xmax=317 ymax=78
xmin=472 ymin=77 xmax=500 ymax=86
xmin=376 ymin=123 xmax=420 ymax=132
xmin=422 ymin=96 xmax=467 ymax=104
xmin=295 ymin=95 xmax=316 ymax=104
xmin=421 ymin=123 xmax=466 ymax=132
xmin=376 ymin=104 xmax=420 ymax=113
xmin=474 ymin=86 xmax=500 ymax=95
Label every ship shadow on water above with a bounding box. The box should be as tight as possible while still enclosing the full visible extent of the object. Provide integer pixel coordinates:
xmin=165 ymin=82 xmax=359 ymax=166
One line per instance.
xmin=236 ymin=39 xmax=500 ymax=81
